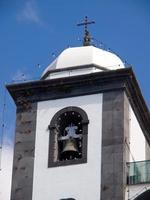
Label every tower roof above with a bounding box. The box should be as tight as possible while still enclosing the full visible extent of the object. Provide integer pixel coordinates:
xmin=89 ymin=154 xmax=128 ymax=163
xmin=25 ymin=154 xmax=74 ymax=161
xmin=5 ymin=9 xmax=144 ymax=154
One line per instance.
xmin=42 ymin=46 xmax=125 ymax=79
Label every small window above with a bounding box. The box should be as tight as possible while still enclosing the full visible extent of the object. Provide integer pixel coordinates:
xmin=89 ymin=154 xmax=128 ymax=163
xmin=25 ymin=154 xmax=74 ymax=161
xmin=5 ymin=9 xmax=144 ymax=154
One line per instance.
xmin=48 ymin=106 xmax=89 ymax=167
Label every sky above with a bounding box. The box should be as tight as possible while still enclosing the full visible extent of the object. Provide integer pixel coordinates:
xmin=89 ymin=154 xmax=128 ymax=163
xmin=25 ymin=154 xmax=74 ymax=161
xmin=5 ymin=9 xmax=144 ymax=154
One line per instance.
xmin=0 ymin=0 xmax=150 ymax=199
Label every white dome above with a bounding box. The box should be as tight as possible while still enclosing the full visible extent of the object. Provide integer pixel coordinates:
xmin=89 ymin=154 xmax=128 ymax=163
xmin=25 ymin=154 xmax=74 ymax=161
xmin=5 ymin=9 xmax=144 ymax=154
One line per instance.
xmin=42 ymin=46 xmax=125 ymax=79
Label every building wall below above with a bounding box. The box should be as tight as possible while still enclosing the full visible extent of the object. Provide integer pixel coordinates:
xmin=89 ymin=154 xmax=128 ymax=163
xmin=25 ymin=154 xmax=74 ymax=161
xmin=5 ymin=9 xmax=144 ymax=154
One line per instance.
xmin=129 ymin=105 xmax=146 ymax=162
xmin=32 ymin=94 xmax=103 ymax=200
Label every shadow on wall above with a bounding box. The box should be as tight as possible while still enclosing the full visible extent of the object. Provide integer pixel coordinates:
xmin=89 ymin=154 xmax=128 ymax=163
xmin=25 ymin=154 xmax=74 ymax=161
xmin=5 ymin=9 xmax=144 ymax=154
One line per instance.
xmin=135 ymin=189 xmax=150 ymax=200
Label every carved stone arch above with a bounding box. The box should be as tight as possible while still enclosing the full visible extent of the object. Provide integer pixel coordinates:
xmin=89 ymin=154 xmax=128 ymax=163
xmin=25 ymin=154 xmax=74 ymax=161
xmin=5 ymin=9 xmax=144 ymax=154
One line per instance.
xmin=49 ymin=106 xmax=89 ymax=128
xmin=48 ymin=106 xmax=89 ymax=167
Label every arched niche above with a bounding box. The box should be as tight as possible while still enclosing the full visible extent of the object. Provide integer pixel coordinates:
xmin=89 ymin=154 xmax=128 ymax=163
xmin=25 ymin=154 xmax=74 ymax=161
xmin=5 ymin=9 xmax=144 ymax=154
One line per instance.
xmin=48 ymin=106 xmax=89 ymax=167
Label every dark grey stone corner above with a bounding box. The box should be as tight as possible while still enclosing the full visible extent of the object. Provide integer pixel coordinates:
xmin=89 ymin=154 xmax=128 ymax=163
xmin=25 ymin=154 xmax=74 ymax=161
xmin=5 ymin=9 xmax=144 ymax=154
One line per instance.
xmin=101 ymin=91 xmax=130 ymax=200
xmin=10 ymin=103 xmax=37 ymax=200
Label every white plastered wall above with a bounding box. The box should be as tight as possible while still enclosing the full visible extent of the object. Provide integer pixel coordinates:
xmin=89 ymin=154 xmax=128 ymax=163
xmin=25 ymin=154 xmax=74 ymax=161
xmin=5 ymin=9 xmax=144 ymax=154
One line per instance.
xmin=32 ymin=93 xmax=103 ymax=200
xmin=129 ymin=105 xmax=146 ymax=162
xmin=126 ymin=105 xmax=150 ymax=200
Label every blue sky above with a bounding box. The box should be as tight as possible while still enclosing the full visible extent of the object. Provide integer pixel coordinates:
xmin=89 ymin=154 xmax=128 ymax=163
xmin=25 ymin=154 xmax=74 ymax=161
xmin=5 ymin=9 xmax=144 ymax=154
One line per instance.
xmin=0 ymin=0 xmax=150 ymax=145
xmin=0 ymin=0 xmax=150 ymax=199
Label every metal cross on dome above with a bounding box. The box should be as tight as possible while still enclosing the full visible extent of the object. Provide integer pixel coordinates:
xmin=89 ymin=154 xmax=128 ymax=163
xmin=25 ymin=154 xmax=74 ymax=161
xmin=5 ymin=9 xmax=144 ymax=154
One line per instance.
xmin=77 ymin=16 xmax=95 ymax=46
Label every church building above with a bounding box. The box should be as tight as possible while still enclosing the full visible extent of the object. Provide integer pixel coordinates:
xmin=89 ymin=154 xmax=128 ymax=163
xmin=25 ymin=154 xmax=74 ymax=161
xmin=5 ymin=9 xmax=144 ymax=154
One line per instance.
xmin=7 ymin=18 xmax=150 ymax=200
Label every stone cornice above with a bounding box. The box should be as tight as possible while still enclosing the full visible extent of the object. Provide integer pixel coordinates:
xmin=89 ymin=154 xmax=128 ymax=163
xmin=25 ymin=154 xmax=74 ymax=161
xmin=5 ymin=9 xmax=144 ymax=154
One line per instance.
xmin=6 ymin=67 xmax=150 ymax=143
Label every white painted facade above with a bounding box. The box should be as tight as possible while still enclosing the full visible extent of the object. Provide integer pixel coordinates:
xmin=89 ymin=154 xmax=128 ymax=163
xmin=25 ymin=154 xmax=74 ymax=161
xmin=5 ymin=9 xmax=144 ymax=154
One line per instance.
xmin=42 ymin=46 xmax=125 ymax=80
xmin=125 ymin=105 xmax=150 ymax=200
xmin=32 ymin=93 xmax=103 ymax=200
xmin=129 ymin=105 xmax=147 ymax=162
xmin=45 ymin=66 xmax=103 ymax=80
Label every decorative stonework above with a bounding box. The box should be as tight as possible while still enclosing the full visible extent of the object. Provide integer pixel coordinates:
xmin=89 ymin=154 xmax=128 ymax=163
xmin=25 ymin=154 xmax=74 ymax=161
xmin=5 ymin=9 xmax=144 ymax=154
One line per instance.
xmin=48 ymin=106 xmax=89 ymax=167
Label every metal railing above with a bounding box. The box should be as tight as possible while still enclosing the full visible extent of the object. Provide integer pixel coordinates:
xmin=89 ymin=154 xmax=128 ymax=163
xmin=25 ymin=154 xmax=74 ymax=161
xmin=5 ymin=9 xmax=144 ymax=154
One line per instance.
xmin=127 ymin=160 xmax=150 ymax=185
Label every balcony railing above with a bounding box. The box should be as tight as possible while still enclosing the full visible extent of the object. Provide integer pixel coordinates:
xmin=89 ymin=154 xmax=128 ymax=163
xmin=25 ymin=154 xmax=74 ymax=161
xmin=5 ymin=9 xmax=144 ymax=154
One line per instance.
xmin=127 ymin=160 xmax=150 ymax=185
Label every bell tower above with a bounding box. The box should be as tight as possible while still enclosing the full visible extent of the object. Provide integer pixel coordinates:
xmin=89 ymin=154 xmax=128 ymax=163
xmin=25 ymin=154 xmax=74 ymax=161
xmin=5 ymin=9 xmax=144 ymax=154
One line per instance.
xmin=48 ymin=106 xmax=89 ymax=167
xmin=7 ymin=32 xmax=150 ymax=199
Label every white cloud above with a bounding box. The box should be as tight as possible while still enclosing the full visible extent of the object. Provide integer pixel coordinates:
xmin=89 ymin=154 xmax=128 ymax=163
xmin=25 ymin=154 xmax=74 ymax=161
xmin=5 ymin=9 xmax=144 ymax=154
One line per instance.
xmin=17 ymin=0 xmax=41 ymax=24
xmin=0 ymin=146 xmax=13 ymax=200
xmin=0 ymin=124 xmax=15 ymax=200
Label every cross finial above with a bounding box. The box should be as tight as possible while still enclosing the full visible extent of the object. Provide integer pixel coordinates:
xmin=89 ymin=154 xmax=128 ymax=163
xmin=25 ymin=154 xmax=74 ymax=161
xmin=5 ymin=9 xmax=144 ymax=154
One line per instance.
xmin=77 ymin=16 xmax=95 ymax=46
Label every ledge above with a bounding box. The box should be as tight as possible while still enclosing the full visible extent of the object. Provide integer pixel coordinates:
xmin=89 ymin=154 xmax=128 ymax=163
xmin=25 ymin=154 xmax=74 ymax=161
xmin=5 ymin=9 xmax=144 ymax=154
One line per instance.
xmin=6 ymin=67 xmax=150 ymax=144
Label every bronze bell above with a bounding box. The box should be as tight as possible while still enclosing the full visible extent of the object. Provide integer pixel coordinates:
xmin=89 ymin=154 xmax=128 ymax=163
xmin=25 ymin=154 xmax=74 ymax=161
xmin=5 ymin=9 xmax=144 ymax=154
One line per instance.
xmin=61 ymin=138 xmax=79 ymax=160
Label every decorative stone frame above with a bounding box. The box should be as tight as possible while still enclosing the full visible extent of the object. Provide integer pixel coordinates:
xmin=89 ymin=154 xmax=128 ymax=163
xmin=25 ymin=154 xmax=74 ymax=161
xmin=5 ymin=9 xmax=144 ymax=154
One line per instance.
xmin=48 ymin=106 xmax=89 ymax=167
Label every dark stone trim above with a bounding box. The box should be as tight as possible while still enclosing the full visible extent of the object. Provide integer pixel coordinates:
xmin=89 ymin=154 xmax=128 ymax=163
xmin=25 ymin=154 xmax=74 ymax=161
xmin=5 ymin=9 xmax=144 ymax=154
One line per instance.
xmin=6 ymin=68 xmax=150 ymax=145
xmin=10 ymin=103 xmax=37 ymax=200
xmin=41 ymin=64 xmax=108 ymax=79
xmin=101 ymin=91 xmax=129 ymax=200
xmin=48 ymin=106 xmax=89 ymax=168
xmin=60 ymin=199 xmax=75 ymax=200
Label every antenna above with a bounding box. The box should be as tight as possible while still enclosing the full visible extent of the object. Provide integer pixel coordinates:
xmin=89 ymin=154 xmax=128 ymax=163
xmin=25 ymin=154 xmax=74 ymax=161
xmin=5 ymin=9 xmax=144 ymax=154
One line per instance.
xmin=0 ymin=86 xmax=7 ymax=170
xmin=77 ymin=16 xmax=95 ymax=46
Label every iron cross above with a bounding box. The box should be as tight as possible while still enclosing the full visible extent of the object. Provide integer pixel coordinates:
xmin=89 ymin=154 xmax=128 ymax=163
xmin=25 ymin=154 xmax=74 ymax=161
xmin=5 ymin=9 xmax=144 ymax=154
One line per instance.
xmin=77 ymin=16 xmax=95 ymax=46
